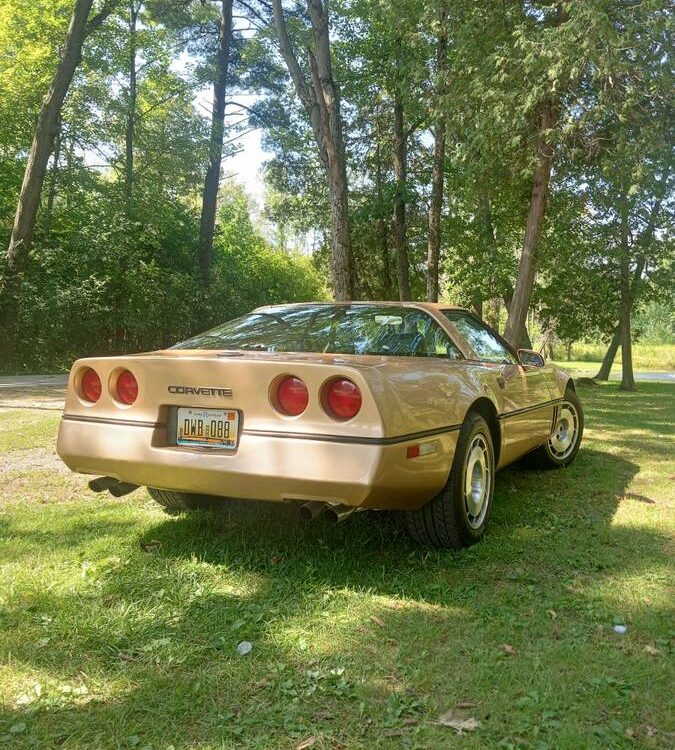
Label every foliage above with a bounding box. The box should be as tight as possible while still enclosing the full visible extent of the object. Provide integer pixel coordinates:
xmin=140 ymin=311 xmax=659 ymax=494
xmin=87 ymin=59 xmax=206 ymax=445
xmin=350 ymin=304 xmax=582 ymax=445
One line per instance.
xmin=0 ymin=0 xmax=673 ymax=374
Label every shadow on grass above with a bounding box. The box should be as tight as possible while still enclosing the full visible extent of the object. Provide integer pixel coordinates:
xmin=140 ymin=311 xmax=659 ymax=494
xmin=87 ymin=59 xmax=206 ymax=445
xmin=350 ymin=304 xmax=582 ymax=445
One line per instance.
xmin=2 ymin=383 xmax=673 ymax=747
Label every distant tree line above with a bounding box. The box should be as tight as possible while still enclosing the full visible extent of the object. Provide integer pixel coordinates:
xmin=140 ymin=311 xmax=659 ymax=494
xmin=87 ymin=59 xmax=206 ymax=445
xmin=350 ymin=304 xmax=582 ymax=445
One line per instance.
xmin=0 ymin=0 xmax=672 ymax=386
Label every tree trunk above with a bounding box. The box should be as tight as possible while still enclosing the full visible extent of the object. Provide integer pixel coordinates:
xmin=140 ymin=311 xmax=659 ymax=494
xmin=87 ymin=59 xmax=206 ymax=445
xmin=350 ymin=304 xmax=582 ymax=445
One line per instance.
xmin=618 ymin=196 xmax=636 ymax=391
xmin=124 ymin=1 xmax=139 ymax=205
xmin=198 ymin=0 xmax=233 ymax=285
xmin=594 ymin=326 xmax=621 ymax=380
xmin=0 ymin=0 xmax=106 ymax=357
xmin=375 ymin=139 xmax=392 ymax=299
xmin=392 ymin=92 xmax=410 ymax=301
xmin=503 ymin=101 xmax=557 ymax=347
xmin=426 ymin=8 xmax=448 ymax=303
xmin=272 ymin=0 xmax=354 ymax=300
xmin=43 ymin=120 xmax=62 ymax=239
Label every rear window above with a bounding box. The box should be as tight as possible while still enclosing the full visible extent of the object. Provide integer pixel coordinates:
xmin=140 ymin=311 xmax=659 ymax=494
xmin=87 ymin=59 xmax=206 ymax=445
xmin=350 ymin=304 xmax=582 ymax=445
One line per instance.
xmin=173 ymin=304 xmax=463 ymax=359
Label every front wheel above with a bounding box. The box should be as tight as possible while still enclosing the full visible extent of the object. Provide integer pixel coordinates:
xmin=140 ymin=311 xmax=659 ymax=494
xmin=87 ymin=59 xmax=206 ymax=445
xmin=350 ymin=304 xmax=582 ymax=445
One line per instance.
xmin=405 ymin=412 xmax=495 ymax=549
xmin=526 ymin=388 xmax=584 ymax=469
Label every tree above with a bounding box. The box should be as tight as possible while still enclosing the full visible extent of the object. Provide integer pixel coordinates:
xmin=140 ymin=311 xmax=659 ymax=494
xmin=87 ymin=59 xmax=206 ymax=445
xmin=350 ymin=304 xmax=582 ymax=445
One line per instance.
xmin=198 ymin=0 xmax=233 ymax=285
xmin=271 ymin=0 xmax=354 ymax=300
xmin=0 ymin=0 xmax=115 ymax=356
xmin=426 ymin=3 xmax=448 ymax=303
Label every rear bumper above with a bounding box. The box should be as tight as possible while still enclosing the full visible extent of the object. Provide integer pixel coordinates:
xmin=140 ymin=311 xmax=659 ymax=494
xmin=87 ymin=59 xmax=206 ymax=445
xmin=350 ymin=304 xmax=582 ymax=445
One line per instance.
xmin=56 ymin=417 xmax=457 ymax=510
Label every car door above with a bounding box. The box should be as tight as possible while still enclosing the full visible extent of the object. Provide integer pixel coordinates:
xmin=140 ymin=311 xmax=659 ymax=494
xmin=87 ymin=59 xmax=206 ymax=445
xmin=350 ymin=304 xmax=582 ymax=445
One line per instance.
xmin=441 ymin=311 xmax=554 ymax=463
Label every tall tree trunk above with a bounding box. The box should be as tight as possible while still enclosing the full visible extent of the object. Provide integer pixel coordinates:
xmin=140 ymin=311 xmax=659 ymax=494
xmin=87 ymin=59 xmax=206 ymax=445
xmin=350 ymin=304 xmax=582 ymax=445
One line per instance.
xmin=618 ymin=196 xmax=636 ymax=391
xmin=594 ymin=252 xmax=648 ymax=380
xmin=426 ymin=6 xmax=448 ymax=303
xmin=198 ymin=0 xmax=233 ymax=285
xmin=43 ymin=120 xmax=62 ymax=239
xmin=503 ymin=101 xmax=557 ymax=347
xmin=124 ymin=1 xmax=139 ymax=205
xmin=594 ymin=326 xmax=621 ymax=380
xmin=0 ymin=0 xmax=110 ymax=357
xmin=272 ymin=0 xmax=354 ymax=300
xmin=375 ymin=139 xmax=392 ymax=299
xmin=392 ymin=92 xmax=410 ymax=301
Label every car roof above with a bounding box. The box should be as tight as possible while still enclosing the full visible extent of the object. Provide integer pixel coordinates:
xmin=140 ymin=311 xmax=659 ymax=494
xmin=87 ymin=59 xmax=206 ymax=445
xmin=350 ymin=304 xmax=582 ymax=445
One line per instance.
xmin=253 ymin=301 xmax=468 ymax=313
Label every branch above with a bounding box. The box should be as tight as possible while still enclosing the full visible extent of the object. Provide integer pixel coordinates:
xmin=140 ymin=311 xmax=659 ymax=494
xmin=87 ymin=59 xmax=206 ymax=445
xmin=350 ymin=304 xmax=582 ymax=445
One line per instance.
xmin=271 ymin=0 xmax=314 ymax=116
xmin=84 ymin=0 xmax=120 ymax=37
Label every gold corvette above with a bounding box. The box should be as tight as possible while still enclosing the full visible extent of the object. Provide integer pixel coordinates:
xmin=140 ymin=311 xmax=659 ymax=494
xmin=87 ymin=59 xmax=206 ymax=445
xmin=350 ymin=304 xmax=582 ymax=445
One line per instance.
xmin=57 ymin=302 xmax=583 ymax=548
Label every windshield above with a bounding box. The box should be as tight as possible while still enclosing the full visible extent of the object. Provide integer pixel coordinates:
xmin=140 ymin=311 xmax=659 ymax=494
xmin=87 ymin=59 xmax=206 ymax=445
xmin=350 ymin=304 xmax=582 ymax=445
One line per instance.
xmin=173 ymin=304 xmax=463 ymax=359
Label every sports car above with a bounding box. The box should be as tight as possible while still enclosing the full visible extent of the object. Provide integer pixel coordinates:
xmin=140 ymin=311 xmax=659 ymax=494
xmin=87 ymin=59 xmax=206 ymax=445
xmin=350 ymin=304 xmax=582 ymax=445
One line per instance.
xmin=56 ymin=302 xmax=584 ymax=548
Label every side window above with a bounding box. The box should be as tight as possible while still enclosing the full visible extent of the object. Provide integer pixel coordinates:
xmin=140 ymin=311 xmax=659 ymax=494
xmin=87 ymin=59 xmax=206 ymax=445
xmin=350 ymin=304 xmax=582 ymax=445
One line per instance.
xmin=426 ymin=324 xmax=463 ymax=359
xmin=443 ymin=312 xmax=516 ymax=364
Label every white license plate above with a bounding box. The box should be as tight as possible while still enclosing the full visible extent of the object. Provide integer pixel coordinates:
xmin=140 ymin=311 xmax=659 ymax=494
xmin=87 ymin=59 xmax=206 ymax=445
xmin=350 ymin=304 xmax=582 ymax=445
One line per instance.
xmin=176 ymin=408 xmax=239 ymax=449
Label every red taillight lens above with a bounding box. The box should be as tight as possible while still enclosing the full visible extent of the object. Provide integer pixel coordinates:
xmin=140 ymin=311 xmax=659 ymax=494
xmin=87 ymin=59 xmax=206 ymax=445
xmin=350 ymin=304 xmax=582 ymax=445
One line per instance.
xmin=115 ymin=369 xmax=138 ymax=405
xmin=325 ymin=378 xmax=362 ymax=420
xmin=81 ymin=368 xmax=102 ymax=403
xmin=276 ymin=376 xmax=309 ymax=416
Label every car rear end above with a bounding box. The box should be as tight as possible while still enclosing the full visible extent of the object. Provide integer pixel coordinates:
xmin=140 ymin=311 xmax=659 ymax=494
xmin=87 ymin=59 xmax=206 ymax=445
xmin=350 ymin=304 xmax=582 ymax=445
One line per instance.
xmin=56 ymin=350 xmax=456 ymax=510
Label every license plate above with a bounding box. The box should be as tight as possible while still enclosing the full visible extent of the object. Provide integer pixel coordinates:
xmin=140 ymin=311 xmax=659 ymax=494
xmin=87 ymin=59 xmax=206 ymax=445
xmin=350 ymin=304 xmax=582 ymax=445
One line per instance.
xmin=176 ymin=408 xmax=239 ymax=449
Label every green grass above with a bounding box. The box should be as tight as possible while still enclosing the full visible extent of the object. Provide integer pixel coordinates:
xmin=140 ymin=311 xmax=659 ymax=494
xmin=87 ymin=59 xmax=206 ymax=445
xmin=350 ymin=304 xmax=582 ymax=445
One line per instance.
xmin=552 ymin=343 xmax=675 ymax=371
xmin=1 ymin=383 xmax=674 ymax=749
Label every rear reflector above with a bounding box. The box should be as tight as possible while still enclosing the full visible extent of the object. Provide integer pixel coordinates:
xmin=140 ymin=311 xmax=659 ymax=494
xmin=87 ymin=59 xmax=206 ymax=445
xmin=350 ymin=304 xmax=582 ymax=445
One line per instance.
xmin=325 ymin=378 xmax=362 ymax=420
xmin=276 ymin=376 xmax=309 ymax=416
xmin=115 ymin=369 xmax=138 ymax=405
xmin=81 ymin=368 xmax=102 ymax=403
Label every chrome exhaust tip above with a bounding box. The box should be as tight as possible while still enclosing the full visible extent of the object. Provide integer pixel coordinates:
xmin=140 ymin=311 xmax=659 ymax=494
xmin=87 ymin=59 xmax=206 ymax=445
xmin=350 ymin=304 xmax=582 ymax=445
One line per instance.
xmin=88 ymin=476 xmax=117 ymax=493
xmin=298 ymin=502 xmax=325 ymax=520
xmin=323 ymin=504 xmax=356 ymax=524
xmin=108 ymin=481 xmax=139 ymax=498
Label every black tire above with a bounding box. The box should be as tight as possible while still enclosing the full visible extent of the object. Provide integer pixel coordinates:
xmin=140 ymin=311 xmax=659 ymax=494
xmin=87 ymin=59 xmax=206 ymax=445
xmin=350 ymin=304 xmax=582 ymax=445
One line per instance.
xmin=147 ymin=487 xmax=217 ymax=514
xmin=525 ymin=388 xmax=584 ymax=469
xmin=405 ymin=412 xmax=495 ymax=549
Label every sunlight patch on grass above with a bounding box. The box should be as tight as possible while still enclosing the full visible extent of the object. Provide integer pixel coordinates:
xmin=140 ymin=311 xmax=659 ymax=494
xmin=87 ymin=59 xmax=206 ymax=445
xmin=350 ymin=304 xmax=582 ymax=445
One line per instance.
xmin=0 ymin=383 xmax=673 ymax=748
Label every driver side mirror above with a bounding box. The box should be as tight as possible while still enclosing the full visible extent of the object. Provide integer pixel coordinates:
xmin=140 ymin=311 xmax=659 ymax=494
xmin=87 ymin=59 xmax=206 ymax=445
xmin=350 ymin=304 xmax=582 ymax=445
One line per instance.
xmin=517 ymin=348 xmax=545 ymax=367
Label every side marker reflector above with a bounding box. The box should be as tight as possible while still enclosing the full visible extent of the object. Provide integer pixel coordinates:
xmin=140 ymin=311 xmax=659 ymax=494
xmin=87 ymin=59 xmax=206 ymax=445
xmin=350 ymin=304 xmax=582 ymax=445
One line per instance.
xmin=406 ymin=440 xmax=441 ymax=459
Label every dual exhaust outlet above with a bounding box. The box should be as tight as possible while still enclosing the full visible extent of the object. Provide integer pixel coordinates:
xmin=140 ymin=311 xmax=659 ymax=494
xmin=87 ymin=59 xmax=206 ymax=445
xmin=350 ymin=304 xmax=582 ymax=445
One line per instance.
xmin=88 ymin=477 xmax=355 ymax=523
xmin=298 ymin=501 xmax=356 ymax=524
xmin=88 ymin=476 xmax=139 ymax=498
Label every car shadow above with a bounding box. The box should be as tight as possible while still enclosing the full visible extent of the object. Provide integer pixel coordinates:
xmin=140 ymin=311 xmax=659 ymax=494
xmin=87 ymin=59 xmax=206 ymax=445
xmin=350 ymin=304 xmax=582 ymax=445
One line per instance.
xmin=2 ymin=442 xmax=672 ymax=747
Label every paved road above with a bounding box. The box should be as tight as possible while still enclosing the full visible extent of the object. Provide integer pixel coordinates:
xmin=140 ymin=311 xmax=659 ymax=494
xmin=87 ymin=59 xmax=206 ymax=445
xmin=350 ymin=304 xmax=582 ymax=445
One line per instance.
xmin=0 ymin=375 xmax=68 ymax=389
xmin=0 ymin=370 xmax=673 ymax=389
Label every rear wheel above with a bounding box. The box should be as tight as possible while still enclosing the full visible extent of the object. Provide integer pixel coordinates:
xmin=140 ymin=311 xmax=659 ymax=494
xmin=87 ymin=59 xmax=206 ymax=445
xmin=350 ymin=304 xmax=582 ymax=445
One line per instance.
xmin=405 ymin=412 xmax=495 ymax=549
xmin=526 ymin=388 xmax=584 ymax=469
xmin=147 ymin=487 xmax=217 ymax=514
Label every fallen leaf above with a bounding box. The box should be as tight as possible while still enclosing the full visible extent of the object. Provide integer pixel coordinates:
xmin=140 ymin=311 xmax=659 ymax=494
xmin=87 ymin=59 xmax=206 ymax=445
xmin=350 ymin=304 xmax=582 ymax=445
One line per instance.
xmin=370 ymin=615 xmax=386 ymax=628
xmin=500 ymin=644 xmax=517 ymax=656
xmin=644 ymin=644 xmax=661 ymax=657
xmin=296 ymin=736 xmax=317 ymax=750
xmin=141 ymin=540 xmax=162 ymax=552
xmin=270 ymin=555 xmax=283 ymax=564
xmin=437 ymin=710 xmax=481 ymax=733
xmin=547 ymin=609 xmax=557 ymax=619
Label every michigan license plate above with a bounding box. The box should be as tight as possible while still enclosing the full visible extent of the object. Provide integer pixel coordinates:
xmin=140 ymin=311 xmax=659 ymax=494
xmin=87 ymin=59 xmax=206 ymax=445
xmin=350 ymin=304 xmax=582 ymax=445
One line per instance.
xmin=176 ymin=408 xmax=239 ymax=449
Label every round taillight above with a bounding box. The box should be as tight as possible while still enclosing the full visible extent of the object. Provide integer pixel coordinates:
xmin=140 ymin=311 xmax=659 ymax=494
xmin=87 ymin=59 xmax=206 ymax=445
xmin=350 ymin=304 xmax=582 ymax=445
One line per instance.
xmin=115 ymin=370 xmax=138 ymax=405
xmin=81 ymin=368 xmax=102 ymax=403
xmin=325 ymin=378 xmax=362 ymax=420
xmin=276 ymin=376 xmax=309 ymax=416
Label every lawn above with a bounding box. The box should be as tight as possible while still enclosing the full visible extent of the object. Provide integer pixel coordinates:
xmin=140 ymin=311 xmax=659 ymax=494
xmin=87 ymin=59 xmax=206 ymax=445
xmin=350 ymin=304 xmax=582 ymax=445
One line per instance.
xmin=550 ymin=343 xmax=675 ymax=373
xmin=0 ymin=382 xmax=673 ymax=749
